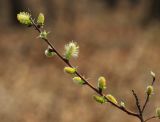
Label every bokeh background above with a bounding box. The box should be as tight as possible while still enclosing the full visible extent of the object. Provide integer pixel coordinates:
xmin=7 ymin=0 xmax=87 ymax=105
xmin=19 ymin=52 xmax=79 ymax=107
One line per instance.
xmin=0 ymin=0 xmax=160 ymax=122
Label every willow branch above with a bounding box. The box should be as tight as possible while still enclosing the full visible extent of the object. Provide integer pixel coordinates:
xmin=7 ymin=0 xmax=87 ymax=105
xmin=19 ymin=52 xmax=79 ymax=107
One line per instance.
xmin=30 ymin=18 xmax=139 ymax=118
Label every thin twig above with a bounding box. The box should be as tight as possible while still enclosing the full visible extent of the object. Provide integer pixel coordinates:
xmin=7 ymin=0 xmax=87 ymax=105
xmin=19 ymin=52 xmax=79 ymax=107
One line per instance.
xmin=151 ymin=76 xmax=155 ymax=86
xmin=29 ymin=17 xmax=139 ymax=118
xmin=132 ymin=90 xmax=142 ymax=114
xmin=142 ymin=94 xmax=150 ymax=113
xmin=144 ymin=116 xmax=157 ymax=122
xmin=142 ymin=76 xmax=156 ymax=113
xmin=132 ymin=90 xmax=143 ymax=121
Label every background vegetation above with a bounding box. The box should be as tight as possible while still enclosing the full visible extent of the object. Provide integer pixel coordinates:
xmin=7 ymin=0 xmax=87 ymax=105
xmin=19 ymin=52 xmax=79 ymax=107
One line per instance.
xmin=0 ymin=0 xmax=160 ymax=122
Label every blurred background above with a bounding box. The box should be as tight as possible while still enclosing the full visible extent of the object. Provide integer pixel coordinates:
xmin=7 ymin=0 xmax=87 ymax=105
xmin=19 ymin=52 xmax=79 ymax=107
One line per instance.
xmin=0 ymin=0 xmax=160 ymax=122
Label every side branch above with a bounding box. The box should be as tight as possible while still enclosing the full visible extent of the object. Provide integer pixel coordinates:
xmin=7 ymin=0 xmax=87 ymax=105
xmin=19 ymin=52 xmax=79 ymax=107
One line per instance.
xmin=132 ymin=90 xmax=142 ymax=115
xmin=142 ymin=94 xmax=149 ymax=113
xmin=142 ymin=76 xmax=155 ymax=113
xmin=144 ymin=116 xmax=157 ymax=122
xmin=132 ymin=90 xmax=143 ymax=121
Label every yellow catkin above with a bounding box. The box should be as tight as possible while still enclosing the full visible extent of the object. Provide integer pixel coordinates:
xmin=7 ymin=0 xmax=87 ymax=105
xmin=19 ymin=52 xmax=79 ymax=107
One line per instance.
xmin=73 ymin=77 xmax=84 ymax=85
xmin=146 ymin=85 xmax=154 ymax=95
xmin=64 ymin=67 xmax=76 ymax=74
xmin=98 ymin=76 xmax=106 ymax=90
xmin=106 ymin=94 xmax=118 ymax=104
xmin=37 ymin=13 xmax=45 ymax=25
xmin=17 ymin=12 xmax=31 ymax=25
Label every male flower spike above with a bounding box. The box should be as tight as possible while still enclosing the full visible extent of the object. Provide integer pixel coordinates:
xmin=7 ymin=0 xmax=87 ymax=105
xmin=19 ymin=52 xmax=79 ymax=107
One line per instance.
xmin=17 ymin=12 xmax=31 ymax=25
xmin=64 ymin=42 xmax=79 ymax=60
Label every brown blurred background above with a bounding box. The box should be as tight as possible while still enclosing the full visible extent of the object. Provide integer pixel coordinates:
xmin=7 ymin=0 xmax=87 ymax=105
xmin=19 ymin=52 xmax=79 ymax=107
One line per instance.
xmin=0 ymin=0 xmax=160 ymax=122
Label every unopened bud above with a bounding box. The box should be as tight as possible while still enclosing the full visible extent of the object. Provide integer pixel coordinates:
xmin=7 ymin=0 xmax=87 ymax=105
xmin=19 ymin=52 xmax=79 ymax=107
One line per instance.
xmin=151 ymin=71 xmax=155 ymax=78
xmin=37 ymin=13 xmax=45 ymax=26
xmin=64 ymin=67 xmax=76 ymax=74
xmin=120 ymin=101 xmax=125 ymax=108
xmin=73 ymin=77 xmax=85 ymax=85
xmin=45 ymin=46 xmax=55 ymax=57
xmin=98 ymin=76 xmax=106 ymax=91
xmin=39 ymin=30 xmax=49 ymax=39
xmin=106 ymin=94 xmax=118 ymax=104
xmin=146 ymin=85 xmax=154 ymax=95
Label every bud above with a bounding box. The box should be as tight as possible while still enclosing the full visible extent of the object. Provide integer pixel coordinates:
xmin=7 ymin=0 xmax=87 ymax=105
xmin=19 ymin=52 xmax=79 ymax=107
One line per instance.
xmin=151 ymin=71 xmax=155 ymax=78
xmin=73 ymin=77 xmax=85 ymax=85
xmin=156 ymin=108 xmax=160 ymax=119
xmin=64 ymin=41 xmax=79 ymax=60
xmin=146 ymin=85 xmax=154 ymax=95
xmin=93 ymin=95 xmax=106 ymax=104
xmin=120 ymin=101 xmax=125 ymax=108
xmin=37 ymin=13 xmax=45 ymax=26
xmin=64 ymin=67 xmax=76 ymax=74
xmin=106 ymin=94 xmax=118 ymax=104
xmin=17 ymin=12 xmax=32 ymax=25
xmin=39 ymin=30 xmax=49 ymax=39
xmin=45 ymin=46 xmax=55 ymax=57
xmin=98 ymin=76 xmax=106 ymax=91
